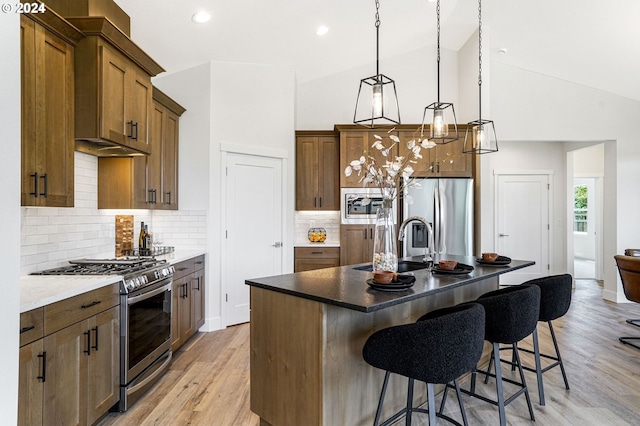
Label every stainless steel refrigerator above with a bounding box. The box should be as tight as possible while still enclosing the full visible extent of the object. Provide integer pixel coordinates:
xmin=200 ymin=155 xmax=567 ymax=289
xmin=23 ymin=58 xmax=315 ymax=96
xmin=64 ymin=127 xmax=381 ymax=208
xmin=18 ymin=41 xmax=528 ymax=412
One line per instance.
xmin=402 ymin=178 xmax=474 ymax=257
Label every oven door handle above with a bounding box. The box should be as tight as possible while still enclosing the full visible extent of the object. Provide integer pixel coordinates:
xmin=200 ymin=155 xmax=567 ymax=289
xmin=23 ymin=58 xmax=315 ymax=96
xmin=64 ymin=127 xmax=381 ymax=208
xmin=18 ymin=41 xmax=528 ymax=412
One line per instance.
xmin=127 ymin=281 xmax=172 ymax=305
xmin=127 ymin=350 xmax=172 ymax=395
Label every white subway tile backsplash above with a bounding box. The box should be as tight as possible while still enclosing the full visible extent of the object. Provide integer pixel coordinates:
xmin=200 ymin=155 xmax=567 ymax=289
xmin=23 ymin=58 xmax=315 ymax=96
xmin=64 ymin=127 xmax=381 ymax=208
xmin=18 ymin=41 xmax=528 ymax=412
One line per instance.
xmin=294 ymin=211 xmax=341 ymax=245
xmin=21 ymin=151 xmax=208 ymax=275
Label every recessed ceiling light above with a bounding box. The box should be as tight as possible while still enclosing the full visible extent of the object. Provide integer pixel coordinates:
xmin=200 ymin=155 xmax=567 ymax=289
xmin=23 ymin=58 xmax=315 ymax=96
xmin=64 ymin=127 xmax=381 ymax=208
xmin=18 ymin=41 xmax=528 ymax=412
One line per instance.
xmin=316 ymin=26 xmax=329 ymax=36
xmin=192 ymin=10 xmax=212 ymax=23
xmin=498 ymin=47 xmax=508 ymax=54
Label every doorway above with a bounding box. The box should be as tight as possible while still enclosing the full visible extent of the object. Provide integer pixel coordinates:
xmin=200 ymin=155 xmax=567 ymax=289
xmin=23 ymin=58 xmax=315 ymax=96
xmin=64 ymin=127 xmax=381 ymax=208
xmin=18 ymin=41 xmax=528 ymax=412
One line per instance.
xmin=222 ymin=152 xmax=284 ymax=326
xmin=569 ymin=144 xmax=605 ymax=281
xmin=495 ymin=173 xmax=551 ymax=285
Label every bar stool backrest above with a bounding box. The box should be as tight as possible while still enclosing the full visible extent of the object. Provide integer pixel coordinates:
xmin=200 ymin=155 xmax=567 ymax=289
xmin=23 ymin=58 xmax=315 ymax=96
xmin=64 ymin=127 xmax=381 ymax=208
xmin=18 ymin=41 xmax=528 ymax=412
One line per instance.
xmin=476 ymin=285 xmax=541 ymax=344
xmin=615 ymin=255 xmax=640 ymax=303
xmin=522 ymin=274 xmax=572 ymax=322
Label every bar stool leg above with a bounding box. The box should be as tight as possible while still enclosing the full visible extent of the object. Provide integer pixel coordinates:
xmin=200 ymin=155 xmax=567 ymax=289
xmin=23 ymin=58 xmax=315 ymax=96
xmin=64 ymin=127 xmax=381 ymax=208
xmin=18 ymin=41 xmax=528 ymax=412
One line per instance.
xmin=532 ymin=326 xmax=545 ymax=405
xmin=374 ymin=371 xmax=391 ymax=426
xmin=484 ymin=349 xmax=494 ymax=384
xmin=406 ymin=378 xmax=414 ymax=426
xmin=513 ymin=342 xmax=535 ymax=421
xmin=427 ymin=383 xmax=436 ymax=425
xmin=437 ymin=381 xmax=449 ymax=415
xmin=548 ymin=321 xmax=570 ymax=390
xmin=492 ymin=342 xmax=507 ymax=426
xmin=453 ymin=379 xmax=469 ymax=426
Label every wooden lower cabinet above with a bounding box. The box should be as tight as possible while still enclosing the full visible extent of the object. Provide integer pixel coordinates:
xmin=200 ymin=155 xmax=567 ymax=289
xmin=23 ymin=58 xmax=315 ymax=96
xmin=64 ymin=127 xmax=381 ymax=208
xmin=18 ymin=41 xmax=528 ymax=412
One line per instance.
xmin=172 ymin=255 xmax=206 ymax=351
xmin=172 ymin=274 xmax=194 ymax=351
xmin=18 ymin=292 xmax=119 ymax=426
xmin=340 ymin=225 xmax=375 ymax=266
xmin=18 ymin=340 xmax=44 ymax=426
xmin=294 ymin=247 xmax=340 ymax=272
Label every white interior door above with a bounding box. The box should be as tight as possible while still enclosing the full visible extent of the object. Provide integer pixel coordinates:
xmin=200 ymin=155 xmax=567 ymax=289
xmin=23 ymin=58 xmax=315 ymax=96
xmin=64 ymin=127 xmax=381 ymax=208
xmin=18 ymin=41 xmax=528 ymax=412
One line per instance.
xmin=496 ymin=174 xmax=550 ymax=285
xmin=224 ymin=153 xmax=283 ymax=326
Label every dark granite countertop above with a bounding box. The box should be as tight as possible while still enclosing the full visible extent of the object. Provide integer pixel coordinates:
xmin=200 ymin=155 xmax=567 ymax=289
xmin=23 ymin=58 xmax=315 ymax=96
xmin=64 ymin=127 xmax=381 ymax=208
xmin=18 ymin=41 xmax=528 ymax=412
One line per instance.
xmin=246 ymin=254 xmax=535 ymax=313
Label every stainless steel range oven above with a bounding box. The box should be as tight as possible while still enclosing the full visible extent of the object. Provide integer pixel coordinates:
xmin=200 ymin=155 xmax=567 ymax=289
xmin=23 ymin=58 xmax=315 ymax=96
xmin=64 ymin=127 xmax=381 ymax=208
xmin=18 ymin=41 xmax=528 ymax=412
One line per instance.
xmin=33 ymin=257 xmax=175 ymax=411
xmin=119 ymin=262 xmax=174 ymax=411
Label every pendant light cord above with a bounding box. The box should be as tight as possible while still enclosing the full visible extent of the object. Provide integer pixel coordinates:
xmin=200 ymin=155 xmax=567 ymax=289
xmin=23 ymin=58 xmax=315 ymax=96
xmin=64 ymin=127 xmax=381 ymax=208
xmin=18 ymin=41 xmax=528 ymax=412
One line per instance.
xmin=436 ymin=0 xmax=441 ymax=103
xmin=478 ymin=0 xmax=483 ymax=120
xmin=375 ymin=0 xmax=381 ymax=77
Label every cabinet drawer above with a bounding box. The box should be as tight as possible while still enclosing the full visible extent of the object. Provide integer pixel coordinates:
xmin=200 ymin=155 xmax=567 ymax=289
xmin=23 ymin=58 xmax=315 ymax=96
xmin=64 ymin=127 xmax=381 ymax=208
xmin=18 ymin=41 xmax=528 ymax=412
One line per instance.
xmin=193 ymin=255 xmax=205 ymax=271
xmin=173 ymin=259 xmax=195 ymax=279
xmin=44 ymin=283 xmax=119 ymax=335
xmin=295 ymin=247 xmax=340 ymax=259
xmin=20 ymin=308 xmax=44 ymax=347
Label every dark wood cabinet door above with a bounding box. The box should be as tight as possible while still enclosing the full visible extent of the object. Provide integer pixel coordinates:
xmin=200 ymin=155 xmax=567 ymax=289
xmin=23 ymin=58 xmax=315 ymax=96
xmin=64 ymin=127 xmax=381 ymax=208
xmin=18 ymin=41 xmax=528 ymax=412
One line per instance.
xmin=21 ymin=16 xmax=75 ymax=207
xmin=192 ymin=269 xmax=205 ymax=330
xmin=87 ymin=307 xmax=119 ymax=426
xmin=432 ymin=136 xmax=472 ymax=177
xmin=18 ymin=339 xmax=44 ymax=426
xmin=162 ymin=109 xmax=180 ymax=210
xmin=20 ymin=16 xmax=37 ymax=206
xmin=127 ymin=66 xmax=153 ymax=154
xmin=340 ymin=132 xmax=368 ymax=187
xmin=340 ymin=225 xmax=373 ymax=266
xmin=43 ymin=320 xmax=88 ymax=426
xmin=318 ymin=136 xmax=340 ymax=210
xmin=100 ymin=46 xmax=128 ymax=146
xmin=296 ymin=136 xmax=319 ymax=210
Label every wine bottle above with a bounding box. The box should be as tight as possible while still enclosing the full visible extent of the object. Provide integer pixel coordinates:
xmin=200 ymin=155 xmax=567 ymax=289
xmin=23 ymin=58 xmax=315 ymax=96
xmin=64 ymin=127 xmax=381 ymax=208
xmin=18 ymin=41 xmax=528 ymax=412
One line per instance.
xmin=144 ymin=225 xmax=152 ymax=254
xmin=139 ymin=221 xmax=146 ymax=251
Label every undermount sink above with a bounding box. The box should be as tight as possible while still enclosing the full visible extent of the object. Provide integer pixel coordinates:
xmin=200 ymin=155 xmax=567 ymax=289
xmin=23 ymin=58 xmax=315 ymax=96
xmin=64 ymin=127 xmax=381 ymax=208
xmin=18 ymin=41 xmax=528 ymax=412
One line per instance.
xmin=353 ymin=260 xmax=430 ymax=273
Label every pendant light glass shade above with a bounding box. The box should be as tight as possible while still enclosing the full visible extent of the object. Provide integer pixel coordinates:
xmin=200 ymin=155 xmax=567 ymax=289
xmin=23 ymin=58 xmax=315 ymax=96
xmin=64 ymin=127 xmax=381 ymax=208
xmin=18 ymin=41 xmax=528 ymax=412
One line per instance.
xmin=463 ymin=119 xmax=498 ymax=154
xmin=463 ymin=0 xmax=498 ymax=154
xmin=353 ymin=0 xmax=401 ymax=128
xmin=354 ymin=74 xmax=400 ymax=127
xmin=421 ymin=102 xmax=459 ymax=143
xmin=421 ymin=0 xmax=458 ymax=144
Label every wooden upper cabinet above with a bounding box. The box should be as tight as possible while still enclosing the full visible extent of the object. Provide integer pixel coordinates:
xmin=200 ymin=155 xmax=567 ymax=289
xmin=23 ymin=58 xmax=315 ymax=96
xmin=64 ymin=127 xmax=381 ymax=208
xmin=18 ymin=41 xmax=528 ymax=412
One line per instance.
xmin=295 ymin=132 xmax=339 ymax=210
xmin=97 ymin=88 xmax=184 ymax=210
xmin=74 ymin=41 xmax=152 ymax=154
xmin=397 ymin=124 xmax=472 ymax=178
xmin=68 ymin=16 xmax=164 ymax=156
xmin=20 ymin=15 xmax=77 ymax=207
xmin=338 ymin=127 xmax=400 ymax=188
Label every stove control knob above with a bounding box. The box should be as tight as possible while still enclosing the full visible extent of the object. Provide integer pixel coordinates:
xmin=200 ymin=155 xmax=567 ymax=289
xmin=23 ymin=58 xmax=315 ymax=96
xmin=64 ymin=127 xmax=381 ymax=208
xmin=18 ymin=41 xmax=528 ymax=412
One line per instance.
xmin=140 ymin=275 xmax=148 ymax=285
xmin=133 ymin=277 xmax=141 ymax=288
xmin=161 ymin=268 xmax=169 ymax=277
xmin=125 ymin=279 xmax=135 ymax=291
xmin=169 ymin=266 xmax=175 ymax=274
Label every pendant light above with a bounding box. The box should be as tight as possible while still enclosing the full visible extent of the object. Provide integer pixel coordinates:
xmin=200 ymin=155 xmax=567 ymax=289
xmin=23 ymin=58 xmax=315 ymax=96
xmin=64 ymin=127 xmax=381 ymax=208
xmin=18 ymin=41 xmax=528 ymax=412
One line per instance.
xmin=463 ymin=0 xmax=498 ymax=154
xmin=421 ymin=0 xmax=458 ymax=144
xmin=353 ymin=0 xmax=400 ymax=128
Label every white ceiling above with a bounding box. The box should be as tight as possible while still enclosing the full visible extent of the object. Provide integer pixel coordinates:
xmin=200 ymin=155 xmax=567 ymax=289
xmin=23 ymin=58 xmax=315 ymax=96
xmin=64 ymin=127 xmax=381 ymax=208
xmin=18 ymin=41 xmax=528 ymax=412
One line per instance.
xmin=115 ymin=0 xmax=640 ymax=101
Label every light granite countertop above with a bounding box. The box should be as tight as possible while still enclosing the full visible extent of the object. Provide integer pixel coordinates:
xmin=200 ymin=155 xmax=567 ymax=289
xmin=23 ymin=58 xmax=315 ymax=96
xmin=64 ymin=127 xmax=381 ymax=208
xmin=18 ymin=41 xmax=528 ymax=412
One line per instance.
xmin=20 ymin=250 xmax=207 ymax=313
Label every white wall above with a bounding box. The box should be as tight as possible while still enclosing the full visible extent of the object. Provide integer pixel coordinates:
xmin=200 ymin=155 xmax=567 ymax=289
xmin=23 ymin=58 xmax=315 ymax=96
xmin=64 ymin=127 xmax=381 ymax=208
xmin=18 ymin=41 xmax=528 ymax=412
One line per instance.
xmin=154 ymin=61 xmax=296 ymax=331
xmin=296 ymin=45 xmax=459 ymax=129
xmin=490 ymin=60 xmax=640 ymax=302
xmin=0 ymin=11 xmax=21 ymax=422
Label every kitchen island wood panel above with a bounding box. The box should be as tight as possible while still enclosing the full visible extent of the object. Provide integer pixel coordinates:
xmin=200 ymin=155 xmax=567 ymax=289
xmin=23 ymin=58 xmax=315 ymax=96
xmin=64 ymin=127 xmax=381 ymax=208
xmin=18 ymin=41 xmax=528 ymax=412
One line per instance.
xmin=247 ymin=255 xmax=534 ymax=426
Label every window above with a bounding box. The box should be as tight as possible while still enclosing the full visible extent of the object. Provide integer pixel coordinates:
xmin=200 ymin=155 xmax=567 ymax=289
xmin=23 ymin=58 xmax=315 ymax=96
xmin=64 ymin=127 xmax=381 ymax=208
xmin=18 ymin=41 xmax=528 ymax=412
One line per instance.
xmin=574 ymin=185 xmax=588 ymax=233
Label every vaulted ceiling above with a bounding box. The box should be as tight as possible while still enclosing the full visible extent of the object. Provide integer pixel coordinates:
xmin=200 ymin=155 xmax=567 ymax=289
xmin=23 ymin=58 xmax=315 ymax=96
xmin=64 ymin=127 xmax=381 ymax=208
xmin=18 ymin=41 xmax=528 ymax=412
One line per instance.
xmin=116 ymin=0 xmax=640 ymax=101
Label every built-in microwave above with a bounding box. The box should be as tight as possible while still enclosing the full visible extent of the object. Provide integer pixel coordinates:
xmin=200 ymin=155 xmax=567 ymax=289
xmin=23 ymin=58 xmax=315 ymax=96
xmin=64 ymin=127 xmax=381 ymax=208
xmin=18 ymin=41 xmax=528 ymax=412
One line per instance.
xmin=340 ymin=188 xmax=397 ymax=224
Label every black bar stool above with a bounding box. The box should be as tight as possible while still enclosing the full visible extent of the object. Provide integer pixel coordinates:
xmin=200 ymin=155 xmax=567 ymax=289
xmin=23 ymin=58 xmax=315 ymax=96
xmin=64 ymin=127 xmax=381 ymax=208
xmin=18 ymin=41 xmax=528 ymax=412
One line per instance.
xmin=515 ymin=274 xmax=572 ymax=405
xmin=363 ymin=303 xmax=485 ymax=426
xmin=450 ymin=285 xmax=540 ymax=426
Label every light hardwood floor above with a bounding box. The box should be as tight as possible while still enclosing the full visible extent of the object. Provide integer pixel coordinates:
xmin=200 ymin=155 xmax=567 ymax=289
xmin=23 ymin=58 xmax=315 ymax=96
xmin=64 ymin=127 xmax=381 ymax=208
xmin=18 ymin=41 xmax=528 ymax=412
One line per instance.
xmin=98 ymin=279 xmax=640 ymax=426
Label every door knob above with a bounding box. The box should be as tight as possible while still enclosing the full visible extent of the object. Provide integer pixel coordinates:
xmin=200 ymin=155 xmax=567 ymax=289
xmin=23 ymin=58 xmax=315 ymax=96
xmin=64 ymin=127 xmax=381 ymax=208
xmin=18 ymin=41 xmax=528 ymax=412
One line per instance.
xmin=499 ymin=233 xmax=510 ymax=237
xmin=271 ymin=242 xmax=283 ymax=248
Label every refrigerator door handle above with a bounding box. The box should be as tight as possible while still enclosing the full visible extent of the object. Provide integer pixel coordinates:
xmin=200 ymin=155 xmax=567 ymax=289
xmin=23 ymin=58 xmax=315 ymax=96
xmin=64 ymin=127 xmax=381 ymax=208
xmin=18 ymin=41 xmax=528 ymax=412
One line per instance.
xmin=434 ymin=184 xmax=442 ymax=253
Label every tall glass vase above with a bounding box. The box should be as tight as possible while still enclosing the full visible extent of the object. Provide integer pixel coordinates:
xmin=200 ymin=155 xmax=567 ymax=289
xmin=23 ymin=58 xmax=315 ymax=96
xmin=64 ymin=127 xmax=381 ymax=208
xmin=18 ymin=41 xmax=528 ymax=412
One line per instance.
xmin=372 ymin=203 xmax=398 ymax=272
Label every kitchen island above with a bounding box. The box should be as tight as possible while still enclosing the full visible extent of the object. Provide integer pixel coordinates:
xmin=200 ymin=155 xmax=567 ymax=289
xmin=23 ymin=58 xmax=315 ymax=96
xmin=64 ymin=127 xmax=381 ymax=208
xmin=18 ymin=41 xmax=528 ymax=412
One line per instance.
xmin=246 ymin=255 xmax=535 ymax=426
